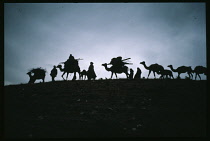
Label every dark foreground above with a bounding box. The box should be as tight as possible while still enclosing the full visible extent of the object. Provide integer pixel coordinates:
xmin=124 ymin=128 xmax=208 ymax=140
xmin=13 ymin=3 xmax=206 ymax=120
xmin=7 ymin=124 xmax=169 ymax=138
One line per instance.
xmin=4 ymin=79 xmax=207 ymax=138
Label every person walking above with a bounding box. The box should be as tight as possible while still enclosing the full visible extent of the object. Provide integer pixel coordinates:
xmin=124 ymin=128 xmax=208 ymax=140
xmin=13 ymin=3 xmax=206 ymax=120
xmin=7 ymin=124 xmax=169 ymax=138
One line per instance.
xmin=50 ymin=65 xmax=58 ymax=82
xmin=87 ymin=62 xmax=97 ymax=80
xmin=129 ymin=68 xmax=134 ymax=79
xmin=134 ymin=67 xmax=142 ymax=79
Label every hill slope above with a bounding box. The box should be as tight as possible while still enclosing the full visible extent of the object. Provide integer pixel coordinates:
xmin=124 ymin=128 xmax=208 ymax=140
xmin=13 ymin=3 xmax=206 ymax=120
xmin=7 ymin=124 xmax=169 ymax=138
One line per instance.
xmin=4 ymin=79 xmax=207 ymax=138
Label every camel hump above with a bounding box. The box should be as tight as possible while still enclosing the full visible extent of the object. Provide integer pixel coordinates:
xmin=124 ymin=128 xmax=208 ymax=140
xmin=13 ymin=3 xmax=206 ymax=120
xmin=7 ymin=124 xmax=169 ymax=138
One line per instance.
xmin=30 ymin=67 xmax=46 ymax=75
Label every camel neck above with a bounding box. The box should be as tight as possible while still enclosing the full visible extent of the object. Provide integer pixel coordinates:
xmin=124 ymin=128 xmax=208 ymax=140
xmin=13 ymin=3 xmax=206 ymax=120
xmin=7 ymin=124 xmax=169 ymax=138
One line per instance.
xmin=104 ymin=65 xmax=111 ymax=71
xmin=170 ymin=66 xmax=177 ymax=72
xmin=58 ymin=67 xmax=64 ymax=72
xmin=142 ymin=63 xmax=149 ymax=70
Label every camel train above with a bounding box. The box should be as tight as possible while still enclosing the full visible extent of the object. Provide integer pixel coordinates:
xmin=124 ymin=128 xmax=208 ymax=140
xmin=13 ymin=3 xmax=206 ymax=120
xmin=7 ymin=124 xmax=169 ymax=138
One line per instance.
xmin=26 ymin=55 xmax=207 ymax=83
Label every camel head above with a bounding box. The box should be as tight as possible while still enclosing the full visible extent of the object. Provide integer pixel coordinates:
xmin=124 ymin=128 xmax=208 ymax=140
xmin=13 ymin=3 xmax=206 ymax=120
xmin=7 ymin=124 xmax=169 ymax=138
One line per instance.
xmin=140 ymin=61 xmax=145 ymax=65
xmin=26 ymin=72 xmax=32 ymax=76
xmin=57 ymin=65 xmax=62 ymax=68
xmin=167 ymin=65 xmax=172 ymax=68
xmin=102 ymin=63 xmax=107 ymax=66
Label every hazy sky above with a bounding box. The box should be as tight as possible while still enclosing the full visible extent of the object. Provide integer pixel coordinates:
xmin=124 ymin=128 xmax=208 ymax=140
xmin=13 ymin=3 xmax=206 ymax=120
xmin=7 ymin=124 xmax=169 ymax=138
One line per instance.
xmin=4 ymin=3 xmax=206 ymax=85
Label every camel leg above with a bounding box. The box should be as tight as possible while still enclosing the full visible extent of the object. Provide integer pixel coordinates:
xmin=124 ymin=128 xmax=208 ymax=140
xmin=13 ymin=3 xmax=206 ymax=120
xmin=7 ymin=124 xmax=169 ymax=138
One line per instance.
xmin=66 ymin=73 xmax=69 ymax=80
xmin=147 ymin=70 xmax=151 ymax=79
xmin=198 ymin=74 xmax=201 ymax=80
xmin=72 ymin=72 xmax=76 ymax=80
xmin=115 ymin=73 xmax=117 ymax=79
xmin=111 ymin=72 xmax=113 ymax=79
xmin=195 ymin=74 xmax=197 ymax=80
xmin=153 ymin=71 xmax=156 ymax=79
xmin=126 ymin=72 xmax=129 ymax=79
xmin=79 ymin=74 xmax=81 ymax=80
xmin=189 ymin=73 xmax=191 ymax=79
xmin=171 ymin=74 xmax=174 ymax=79
xmin=62 ymin=72 xmax=66 ymax=80
xmin=177 ymin=73 xmax=181 ymax=79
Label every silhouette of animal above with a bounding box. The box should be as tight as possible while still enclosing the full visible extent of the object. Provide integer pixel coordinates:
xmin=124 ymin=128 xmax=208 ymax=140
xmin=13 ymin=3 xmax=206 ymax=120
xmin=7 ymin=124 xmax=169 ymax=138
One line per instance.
xmin=27 ymin=68 xmax=46 ymax=84
xmin=80 ymin=70 xmax=88 ymax=80
xmin=57 ymin=64 xmax=80 ymax=80
xmin=140 ymin=61 xmax=164 ymax=79
xmin=101 ymin=63 xmax=129 ymax=79
xmin=167 ymin=65 xmax=193 ymax=79
xmin=193 ymin=66 xmax=207 ymax=80
xmin=157 ymin=69 xmax=174 ymax=79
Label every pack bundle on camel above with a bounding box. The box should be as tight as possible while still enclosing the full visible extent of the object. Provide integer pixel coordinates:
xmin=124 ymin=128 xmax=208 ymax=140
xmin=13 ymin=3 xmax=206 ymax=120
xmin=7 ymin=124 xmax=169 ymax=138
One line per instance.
xmin=27 ymin=67 xmax=46 ymax=84
xmin=101 ymin=57 xmax=131 ymax=79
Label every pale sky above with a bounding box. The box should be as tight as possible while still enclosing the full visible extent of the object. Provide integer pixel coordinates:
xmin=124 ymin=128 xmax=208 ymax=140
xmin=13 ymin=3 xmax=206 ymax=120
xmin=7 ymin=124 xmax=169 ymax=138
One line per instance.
xmin=4 ymin=3 xmax=206 ymax=85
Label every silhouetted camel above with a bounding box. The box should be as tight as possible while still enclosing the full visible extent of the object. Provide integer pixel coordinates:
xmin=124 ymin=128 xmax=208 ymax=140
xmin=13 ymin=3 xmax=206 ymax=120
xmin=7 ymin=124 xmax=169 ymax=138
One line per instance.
xmin=167 ymin=65 xmax=193 ymax=79
xmin=101 ymin=63 xmax=129 ymax=79
xmin=157 ymin=69 xmax=174 ymax=79
xmin=140 ymin=61 xmax=164 ymax=79
xmin=57 ymin=64 xmax=80 ymax=80
xmin=80 ymin=70 xmax=88 ymax=80
xmin=27 ymin=68 xmax=46 ymax=84
xmin=193 ymin=66 xmax=207 ymax=80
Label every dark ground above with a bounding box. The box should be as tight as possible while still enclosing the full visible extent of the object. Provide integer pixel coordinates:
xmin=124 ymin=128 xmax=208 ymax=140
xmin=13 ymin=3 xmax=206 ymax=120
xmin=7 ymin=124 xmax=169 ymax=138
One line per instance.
xmin=4 ymin=79 xmax=207 ymax=138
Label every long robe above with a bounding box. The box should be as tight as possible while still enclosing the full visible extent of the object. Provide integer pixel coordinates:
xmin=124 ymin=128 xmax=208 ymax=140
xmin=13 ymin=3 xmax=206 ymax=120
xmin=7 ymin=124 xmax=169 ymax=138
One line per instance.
xmin=87 ymin=64 xmax=97 ymax=80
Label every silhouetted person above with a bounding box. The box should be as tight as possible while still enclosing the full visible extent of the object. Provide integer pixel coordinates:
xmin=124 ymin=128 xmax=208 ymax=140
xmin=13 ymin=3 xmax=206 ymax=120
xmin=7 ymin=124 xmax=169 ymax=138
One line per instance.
xmin=69 ymin=54 xmax=75 ymax=64
xmin=134 ymin=67 xmax=142 ymax=79
xmin=64 ymin=54 xmax=75 ymax=68
xmin=129 ymin=68 xmax=134 ymax=79
xmin=69 ymin=54 xmax=75 ymax=60
xmin=50 ymin=65 xmax=57 ymax=82
xmin=87 ymin=62 xmax=97 ymax=80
